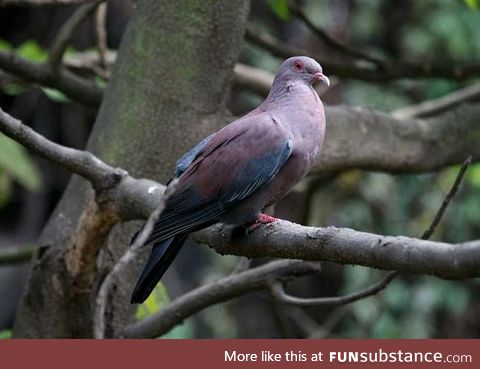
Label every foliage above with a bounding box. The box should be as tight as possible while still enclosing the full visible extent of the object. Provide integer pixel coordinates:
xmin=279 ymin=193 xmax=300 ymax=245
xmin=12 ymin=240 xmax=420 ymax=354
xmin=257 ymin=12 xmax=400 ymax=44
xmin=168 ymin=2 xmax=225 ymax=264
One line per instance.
xmin=266 ymin=0 xmax=291 ymax=21
xmin=41 ymin=88 xmax=71 ymax=104
xmin=135 ymin=282 xmax=171 ymax=321
xmin=464 ymin=0 xmax=480 ymax=10
xmin=135 ymin=282 xmax=196 ymax=338
xmin=0 ymin=134 xmax=41 ymax=207
xmin=0 ymin=39 xmax=72 ymax=103
xmin=0 ymin=330 xmax=12 ymax=339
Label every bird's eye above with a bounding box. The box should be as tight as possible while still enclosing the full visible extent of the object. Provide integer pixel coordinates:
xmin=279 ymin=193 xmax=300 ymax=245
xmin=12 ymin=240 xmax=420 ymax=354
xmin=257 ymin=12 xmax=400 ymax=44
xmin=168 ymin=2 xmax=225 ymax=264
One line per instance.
xmin=293 ymin=60 xmax=304 ymax=71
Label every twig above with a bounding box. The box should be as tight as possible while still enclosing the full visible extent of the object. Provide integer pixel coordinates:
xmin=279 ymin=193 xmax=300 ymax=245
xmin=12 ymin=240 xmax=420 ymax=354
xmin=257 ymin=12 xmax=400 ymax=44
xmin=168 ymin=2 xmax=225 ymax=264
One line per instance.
xmin=230 ymin=256 xmax=251 ymax=275
xmin=0 ymin=244 xmax=37 ymax=265
xmin=421 ymin=156 xmax=472 ymax=240
xmin=95 ymin=2 xmax=108 ymax=68
xmin=121 ymin=260 xmax=321 ymax=338
xmin=245 ymin=25 xmax=480 ymax=81
xmin=289 ymin=1 xmax=383 ymax=66
xmin=94 ymin=187 xmax=169 ymax=339
xmin=47 ymin=1 xmax=104 ymax=71
xmin=0 ymin=107 xmax=122 ymax=190
xmin=270 ymin=272 xmax=397 ymax=307
xmin=392 ymin=83 xmax=480 ymax=119
xmin=269 ymin=155 xmax=471 ymax=307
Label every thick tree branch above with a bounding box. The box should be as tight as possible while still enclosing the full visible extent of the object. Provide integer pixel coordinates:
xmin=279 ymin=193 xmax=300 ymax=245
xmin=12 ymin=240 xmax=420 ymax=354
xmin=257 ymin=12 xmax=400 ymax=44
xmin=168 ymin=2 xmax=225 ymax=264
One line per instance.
xmin=268 ymin=155 xmax=470 ymax=308
xmin=94 ymin=184 xmax=169 ymax=339
xmin=1 ymin=107 xmax=480 ymax=280
xmin=194 ymin=222 xmax=480 ymax=279
xmin=0 ymin=51 xmax=102 ymax=107
xmin=121 ymin=260 xmax=321 ymax=339
xmin=233 ymin=63 xmax=273 ymax=96
xmin=316 ymin=103 xmax=480 ymax=175
xmin=4 ymin=67 xmax=478 ymax=178
xmin=245 ymin=25 xmax=480 ymax=81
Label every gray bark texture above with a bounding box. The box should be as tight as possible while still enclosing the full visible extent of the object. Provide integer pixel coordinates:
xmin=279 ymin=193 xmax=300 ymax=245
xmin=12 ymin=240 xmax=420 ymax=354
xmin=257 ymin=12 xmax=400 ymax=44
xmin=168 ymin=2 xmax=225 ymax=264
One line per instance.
xmin=13 ymin=0 xmax=250 ymax=338
xmin=315 ymin=104 xmax=480 ymax=175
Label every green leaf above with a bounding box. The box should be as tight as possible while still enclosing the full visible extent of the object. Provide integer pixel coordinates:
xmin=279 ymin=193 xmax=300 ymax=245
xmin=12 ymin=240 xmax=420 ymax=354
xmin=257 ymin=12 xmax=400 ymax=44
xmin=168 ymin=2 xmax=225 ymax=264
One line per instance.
xmin=16 ymin=40 xmax=47 ymax=63
xmin=94 ymin=76 xmax=108 ymax=89
xmin=0 ymin=330 xmax=12 ymax=339
xmin=464 ymin=0 xmax=480 ymax=9
xmin=467 ymin=163 xmax=480 ymax=186
xmin=41 ymin=87 xmax=71 ymax=103
xmin=0 ymin=133 xmax=42 ymax=191
xmin=267 ymin=0 xmax=291 ymax=21
xmin=135 ymin=282 xmax=171 ymax=321
xmin=2 ymin=83 xmax=27 ymax=96
xmin=0 ymin=39 xmax=13 ymax=51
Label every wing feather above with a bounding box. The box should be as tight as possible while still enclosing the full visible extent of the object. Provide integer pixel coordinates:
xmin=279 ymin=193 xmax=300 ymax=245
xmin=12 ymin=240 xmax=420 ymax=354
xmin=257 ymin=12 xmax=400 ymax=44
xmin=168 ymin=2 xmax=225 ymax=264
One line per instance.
xmin=144 ymin=113 xmax=293 ymax=245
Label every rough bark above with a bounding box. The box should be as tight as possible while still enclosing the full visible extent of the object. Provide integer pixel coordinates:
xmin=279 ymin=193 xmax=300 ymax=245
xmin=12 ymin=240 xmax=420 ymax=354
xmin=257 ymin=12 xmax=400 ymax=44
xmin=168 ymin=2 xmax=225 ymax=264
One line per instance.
xmin=316 ymin=104 xmax=480 ymax=175
xmin=13 ymin=0 xmax=250 ymax=338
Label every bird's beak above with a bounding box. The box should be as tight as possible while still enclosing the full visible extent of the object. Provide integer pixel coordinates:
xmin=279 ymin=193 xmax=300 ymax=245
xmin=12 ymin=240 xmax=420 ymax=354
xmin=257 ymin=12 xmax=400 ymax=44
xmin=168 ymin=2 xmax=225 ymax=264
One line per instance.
xmin=313 ymin=72 xmax=330 ymax=87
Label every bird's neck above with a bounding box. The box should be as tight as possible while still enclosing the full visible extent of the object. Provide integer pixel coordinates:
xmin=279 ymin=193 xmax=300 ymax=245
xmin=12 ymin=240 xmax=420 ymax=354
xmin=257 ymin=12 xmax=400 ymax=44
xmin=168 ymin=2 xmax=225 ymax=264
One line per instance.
xmin=262 ymin=79 xmax=319 ymax=109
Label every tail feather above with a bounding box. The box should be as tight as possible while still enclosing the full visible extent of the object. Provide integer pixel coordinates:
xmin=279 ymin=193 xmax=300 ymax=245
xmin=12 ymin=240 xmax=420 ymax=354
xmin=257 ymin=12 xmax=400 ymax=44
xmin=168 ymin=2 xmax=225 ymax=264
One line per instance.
xmin=130 ymin=234 xmax=188 ymax=304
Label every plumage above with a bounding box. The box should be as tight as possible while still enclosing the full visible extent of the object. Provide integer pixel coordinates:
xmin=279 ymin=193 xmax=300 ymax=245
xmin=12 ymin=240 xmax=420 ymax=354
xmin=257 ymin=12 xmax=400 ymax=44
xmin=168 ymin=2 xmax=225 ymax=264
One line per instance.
xmin=130 ymin=56 xmax=329 ymax=304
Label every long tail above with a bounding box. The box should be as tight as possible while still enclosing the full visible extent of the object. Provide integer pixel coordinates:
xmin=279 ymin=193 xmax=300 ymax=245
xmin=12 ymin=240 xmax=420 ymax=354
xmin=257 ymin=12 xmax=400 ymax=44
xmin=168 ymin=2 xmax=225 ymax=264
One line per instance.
xmin=130 ymin=234 xmax=188 ymax=304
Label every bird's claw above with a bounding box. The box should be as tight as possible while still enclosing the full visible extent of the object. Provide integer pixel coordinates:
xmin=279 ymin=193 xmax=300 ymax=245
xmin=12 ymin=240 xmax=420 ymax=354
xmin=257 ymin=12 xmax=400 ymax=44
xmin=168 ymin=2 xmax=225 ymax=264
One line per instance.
xmin=244 ymin=213 xmax=278 ymax=235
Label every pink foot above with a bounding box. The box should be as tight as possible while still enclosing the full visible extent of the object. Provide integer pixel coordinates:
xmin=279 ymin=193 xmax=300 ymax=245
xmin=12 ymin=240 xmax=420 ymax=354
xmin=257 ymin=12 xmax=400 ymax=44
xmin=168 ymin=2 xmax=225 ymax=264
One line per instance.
xmin=257 ymin=213 xmax=278 ymax=224
xmin=245 ymin=213 xmax=279 ymax=234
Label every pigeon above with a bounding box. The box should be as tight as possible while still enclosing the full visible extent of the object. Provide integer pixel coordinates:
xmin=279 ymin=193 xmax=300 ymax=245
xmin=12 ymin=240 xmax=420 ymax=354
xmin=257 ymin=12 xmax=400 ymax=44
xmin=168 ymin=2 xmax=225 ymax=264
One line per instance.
xmin=130 ymin=56 xmax=329 ymax=303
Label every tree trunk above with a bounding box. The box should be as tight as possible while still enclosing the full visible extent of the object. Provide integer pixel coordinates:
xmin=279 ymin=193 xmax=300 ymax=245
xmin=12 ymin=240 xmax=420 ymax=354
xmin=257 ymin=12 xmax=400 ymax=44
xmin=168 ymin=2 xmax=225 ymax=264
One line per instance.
xmin=13 ymin=0 xmax=250 ymax=338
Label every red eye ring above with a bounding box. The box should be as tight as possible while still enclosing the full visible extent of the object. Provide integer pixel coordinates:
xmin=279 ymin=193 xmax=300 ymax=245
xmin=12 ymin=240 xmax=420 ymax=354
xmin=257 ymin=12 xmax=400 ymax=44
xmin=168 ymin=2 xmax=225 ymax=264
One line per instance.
xmin=293 ymin=60 xmax=304 ymax=71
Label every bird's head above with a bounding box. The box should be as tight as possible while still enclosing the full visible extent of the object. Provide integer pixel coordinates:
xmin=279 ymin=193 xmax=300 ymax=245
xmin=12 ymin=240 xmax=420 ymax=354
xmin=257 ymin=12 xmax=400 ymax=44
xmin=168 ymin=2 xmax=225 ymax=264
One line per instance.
xmin=276 ymin=56 xmax=330 ymax=87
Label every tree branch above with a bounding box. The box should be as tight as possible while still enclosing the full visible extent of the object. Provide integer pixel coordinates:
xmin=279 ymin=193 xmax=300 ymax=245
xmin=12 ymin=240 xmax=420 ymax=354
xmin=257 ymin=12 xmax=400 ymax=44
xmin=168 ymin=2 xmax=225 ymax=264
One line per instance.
xmin=121 ymin=260 xmax=321 ymax=338
xmin=4 ymin=62 xmax=478 ymax=177
xmin=316 ymin=103 xmax=480 ymax=175
xmin=0 ymin=107 xmax=122 ymax=191
xmin=270 ymin=271 xmax=397 ymax=307
xmin=94 ymin=187 xmax=168 ymax=339
xmin=421 ymin=156 xmax=472 ymax=240
xmin=245 ymin=25 xmax=480 ymax=81
xmin=233 ymin=63 xmax=273 ymax=96
xmin=0 ymin=51 xmax=102 ymax=107
xmin=47 ymin=1 xmax=104 ymax=71
xmin=1 ymin=106 xmax=479 ymax=280
xmin=95 ymin=2 xmax=108 ymax=68
xmin=289 ymin=1 xmax=383 ymax=66
xmin=392 ymin=83 xmax=480 ymax=119
xmin=194 ymin=220 xmax=480 ymax=280
xmin=268 ymin=155 xmax=471 ymax=308
xmin=0 ymin=244 xmax=37 ymax=265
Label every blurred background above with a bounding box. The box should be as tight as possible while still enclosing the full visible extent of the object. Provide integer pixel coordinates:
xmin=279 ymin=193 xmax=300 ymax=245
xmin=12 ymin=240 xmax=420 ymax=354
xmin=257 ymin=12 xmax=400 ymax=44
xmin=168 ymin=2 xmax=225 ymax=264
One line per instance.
xmin=0 ymin=0 xmax=479 ymax=338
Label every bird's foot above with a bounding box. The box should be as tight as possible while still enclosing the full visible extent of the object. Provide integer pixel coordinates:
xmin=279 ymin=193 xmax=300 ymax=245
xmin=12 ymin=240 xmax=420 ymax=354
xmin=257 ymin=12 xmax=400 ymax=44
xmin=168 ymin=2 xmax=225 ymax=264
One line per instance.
xmin=257 ymin=213 xmax=278 ymax=224
xmin=244 ymin=213 xmax=278 ymax=234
